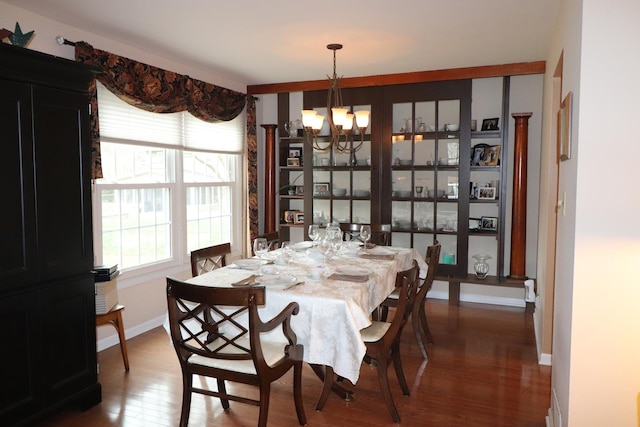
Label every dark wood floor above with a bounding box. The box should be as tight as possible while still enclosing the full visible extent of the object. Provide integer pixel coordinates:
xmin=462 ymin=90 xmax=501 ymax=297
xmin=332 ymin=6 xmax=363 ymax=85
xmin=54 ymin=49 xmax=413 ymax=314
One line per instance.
xmin=38 ymin=300 xmax=551 ymax=427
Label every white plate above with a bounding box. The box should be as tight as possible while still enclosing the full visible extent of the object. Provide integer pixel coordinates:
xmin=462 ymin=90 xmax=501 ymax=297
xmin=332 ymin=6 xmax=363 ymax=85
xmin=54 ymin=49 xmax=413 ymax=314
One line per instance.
xmin=255 ymin=275 xmax=296 ymax=286
xmin=368 ymin=247 xmax=395 ymax=256
xmin=335 ymin=267 xmax=369 ymax=277
xmin=232 ymin=259 xmax=265 ymax=270
xmin=292 ymin=241 xmax=313 ymax=251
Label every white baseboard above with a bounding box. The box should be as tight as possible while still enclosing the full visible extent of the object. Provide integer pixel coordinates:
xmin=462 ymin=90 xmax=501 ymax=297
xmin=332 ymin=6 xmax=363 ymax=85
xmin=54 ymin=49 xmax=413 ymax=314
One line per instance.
xmin=97 ymin=314 xmax=166 ymax=352
xmin=428 ymin=289 xmax=526 ymax=308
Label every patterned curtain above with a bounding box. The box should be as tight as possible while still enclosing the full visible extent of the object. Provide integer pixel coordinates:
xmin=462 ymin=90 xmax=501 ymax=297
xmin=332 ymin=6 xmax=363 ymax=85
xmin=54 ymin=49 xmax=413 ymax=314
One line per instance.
xmin=74 ymin=41 xmax=247 ymax=178
xmin=246 ymin=97 xmax=258 ymax=246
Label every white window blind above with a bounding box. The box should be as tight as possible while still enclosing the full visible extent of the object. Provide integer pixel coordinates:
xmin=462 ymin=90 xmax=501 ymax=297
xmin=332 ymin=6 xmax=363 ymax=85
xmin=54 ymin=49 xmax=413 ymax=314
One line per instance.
xmin=97 ymin=82 xmax=245 ymax=153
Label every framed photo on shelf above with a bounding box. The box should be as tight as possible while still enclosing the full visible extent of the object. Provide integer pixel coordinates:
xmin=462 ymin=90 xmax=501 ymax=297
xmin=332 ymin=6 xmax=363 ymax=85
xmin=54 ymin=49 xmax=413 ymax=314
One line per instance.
xmin=471 ymin=143 xmax=489 ymax=166
xmin=295 ymin=185 xmax=304 ymax=195
xmin=288 ymin=147 xmax=302 ymax=159
xmin=481 ymin=145 xmax=501 ymax=166
xmin=283 ymin=210 xmax=299 ymax=224
xmin=286 ymin=157 xmax=300 ymax=167
xmin=469 ymin=218 xmax=482 ymax=231
xmin=477 ymin=186 xmax=496 ymax=200
xmin=481 ymin=118 xmax=499 ymax=131
xmin=481 ymin=216 xmax=498 ymax=231
xmin=293 ymin=212 xmax=305 ymax=224
xmin=313 ymin=182 xmax=330 ymax=196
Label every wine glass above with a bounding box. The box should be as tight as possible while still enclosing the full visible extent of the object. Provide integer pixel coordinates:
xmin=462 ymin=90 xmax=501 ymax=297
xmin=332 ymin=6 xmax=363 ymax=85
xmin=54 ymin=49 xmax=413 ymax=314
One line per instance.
xmin=318 ymin=236 xmax=333 ymax=266
xmin=360 ymin=225 xmax=371 ymax=254
xmin=279 ymin=241 xmax=294 ymax=266
xmin=308 ymin=224 xmax=320 ymax=246
xmin=330 ymin=230 xmax=343 ymax=254
xmin=253 ymin=237 xmax=269 ymax=274
xmin=415 ymin=186 xmax=423 ymax=198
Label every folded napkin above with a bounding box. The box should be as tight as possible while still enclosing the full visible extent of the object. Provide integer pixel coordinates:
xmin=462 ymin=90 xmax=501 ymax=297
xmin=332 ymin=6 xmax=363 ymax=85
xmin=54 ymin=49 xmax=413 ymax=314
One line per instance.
xmin=231 ymin=274 xmax=257 ymax=286
xmin=359 ymin=253 xmax=394 ymax=261
xmin=329 ymin=273 xmax=369 ymax=282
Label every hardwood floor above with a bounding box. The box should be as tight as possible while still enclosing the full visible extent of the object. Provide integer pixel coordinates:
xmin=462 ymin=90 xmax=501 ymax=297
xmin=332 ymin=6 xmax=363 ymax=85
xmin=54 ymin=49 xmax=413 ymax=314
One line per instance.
xmin=37 ymin=300 xmax=551 ymax=426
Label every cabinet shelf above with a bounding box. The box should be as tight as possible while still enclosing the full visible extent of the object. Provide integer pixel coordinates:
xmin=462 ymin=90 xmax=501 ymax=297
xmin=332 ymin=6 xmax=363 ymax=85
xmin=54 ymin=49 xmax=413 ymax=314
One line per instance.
xmin=471 ymin=130 xmax=501 ymax=139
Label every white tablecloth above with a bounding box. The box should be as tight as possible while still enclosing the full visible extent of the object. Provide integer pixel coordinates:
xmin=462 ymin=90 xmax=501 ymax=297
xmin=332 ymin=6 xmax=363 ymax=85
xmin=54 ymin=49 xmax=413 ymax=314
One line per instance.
xmin=180 ymin=246 xmax=426 ymax=384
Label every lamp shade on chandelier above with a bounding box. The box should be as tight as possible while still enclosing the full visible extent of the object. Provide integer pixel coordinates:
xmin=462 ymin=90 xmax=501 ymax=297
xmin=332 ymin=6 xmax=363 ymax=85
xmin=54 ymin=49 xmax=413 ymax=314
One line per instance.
xmin=301 ymin=43 xmax=370 ymax=152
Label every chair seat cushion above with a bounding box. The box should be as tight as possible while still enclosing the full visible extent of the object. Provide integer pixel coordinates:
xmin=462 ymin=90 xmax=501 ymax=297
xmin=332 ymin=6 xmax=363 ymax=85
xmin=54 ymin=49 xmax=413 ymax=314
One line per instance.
xmin=385 ymin=288 xmax=401 ymax=300
xmin=188 ymin=336 xmax=286 ymax=374
xmin=360 ymin=320 xmax=391 ymax=342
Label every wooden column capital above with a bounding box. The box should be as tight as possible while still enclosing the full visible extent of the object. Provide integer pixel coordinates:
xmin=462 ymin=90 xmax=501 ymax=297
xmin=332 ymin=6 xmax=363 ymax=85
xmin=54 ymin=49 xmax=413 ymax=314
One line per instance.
xmin=261 ymin=124 xmax=277 ymax=234
xmin=509 ymin=112 xmax=532 ymax=280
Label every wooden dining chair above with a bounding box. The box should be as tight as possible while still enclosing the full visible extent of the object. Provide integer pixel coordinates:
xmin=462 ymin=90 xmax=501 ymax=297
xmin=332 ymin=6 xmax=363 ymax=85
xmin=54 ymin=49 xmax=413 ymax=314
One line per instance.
xmin=379 ymin=243 xmax=441 ymax=359
xmin=259 ymin=231 xmax=281 ymax=250
xmin=166 ymin=277 xmax=306 ymax=427
xmin=339 ymin=223 xmax=392 ymax=246
xmin=190 ymin=243 xmax=231 ymax=277
xmin=316 ymin=260 xmax=420 ymax=423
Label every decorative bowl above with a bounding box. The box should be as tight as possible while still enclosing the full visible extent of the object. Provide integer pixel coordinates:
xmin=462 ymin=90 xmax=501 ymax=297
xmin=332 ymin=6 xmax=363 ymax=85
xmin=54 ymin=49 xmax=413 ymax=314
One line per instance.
xmin=427 ymin=189 xmax=446 ymax=198
xmin=395 ymin=190 xmax=412 ymax=198
xmin=398 ymin=159 xmax=412 ymax=166
xmin=332 ymin=188 xmax=347 ymax=197
xmin=335 ymin=161 xmax=348 ymax=166
xmin=446 ymin=124 xmax=460 ymax=131
xmin=354 ymin=190 xmax=370 ymax=197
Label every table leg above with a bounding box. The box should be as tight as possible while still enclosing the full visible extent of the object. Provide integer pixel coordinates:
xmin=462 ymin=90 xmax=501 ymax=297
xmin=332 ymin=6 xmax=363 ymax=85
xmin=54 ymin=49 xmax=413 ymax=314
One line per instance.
xmin=310 ymin=364 xmax=353 ymax=409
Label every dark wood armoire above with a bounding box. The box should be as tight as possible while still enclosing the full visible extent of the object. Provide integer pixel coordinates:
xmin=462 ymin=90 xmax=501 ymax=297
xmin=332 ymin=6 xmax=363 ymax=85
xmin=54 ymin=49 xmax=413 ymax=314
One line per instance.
xmin=0 ymin=43 xmax=102 ymax=426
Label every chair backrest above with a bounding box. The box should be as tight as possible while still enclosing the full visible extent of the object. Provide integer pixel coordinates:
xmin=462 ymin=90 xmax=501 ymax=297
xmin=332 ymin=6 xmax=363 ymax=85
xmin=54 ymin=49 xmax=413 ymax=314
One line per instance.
xmin=166 ymin=277 xmax=266 ymax=365
xmin=383 ymin=260 xmax=420 ymax=342
xmin=424 ymin=243 xmax=442 ymax=287
xmin=190 ymin=243 xmax=231 ymax=277
xmin=339 ymin=223 xmax=392 ymax=246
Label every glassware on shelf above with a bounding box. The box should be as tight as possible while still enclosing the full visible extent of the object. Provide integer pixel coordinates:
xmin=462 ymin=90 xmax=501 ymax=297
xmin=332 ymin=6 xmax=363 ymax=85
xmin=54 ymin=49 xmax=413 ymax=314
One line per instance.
xmin=415 ymin=186 xmax=423 ymax=198
xmin=472 ymin=254 xmax=491 ymax=279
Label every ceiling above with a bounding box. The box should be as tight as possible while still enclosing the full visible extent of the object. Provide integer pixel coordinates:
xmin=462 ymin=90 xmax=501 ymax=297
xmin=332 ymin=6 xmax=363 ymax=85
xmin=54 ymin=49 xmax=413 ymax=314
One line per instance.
xmin=4 ymin=0 xmax=559 ymax=87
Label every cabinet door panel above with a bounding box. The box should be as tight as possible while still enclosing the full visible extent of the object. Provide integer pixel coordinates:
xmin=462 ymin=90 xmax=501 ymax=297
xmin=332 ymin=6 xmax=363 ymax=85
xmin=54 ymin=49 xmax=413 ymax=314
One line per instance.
xmin=40 ymin=274 xmax=97 ymax=402
xmin=32 ymin=87 xmax=93 ymax=280
xmin=0 ymin=291 xmax=41 ymax=424
xmin=0 ymin=81 xmax=38 ymax=287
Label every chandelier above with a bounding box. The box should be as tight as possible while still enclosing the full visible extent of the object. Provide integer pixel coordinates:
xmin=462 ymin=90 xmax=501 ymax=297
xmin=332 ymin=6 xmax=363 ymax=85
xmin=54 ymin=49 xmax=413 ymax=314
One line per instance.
xmin=301 ymin=44 xmax=370 ymax=153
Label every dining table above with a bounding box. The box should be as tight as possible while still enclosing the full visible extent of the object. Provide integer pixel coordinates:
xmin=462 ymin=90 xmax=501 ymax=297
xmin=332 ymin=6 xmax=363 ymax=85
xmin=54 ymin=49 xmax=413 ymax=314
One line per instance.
xmin=182 ymin=243 xmax=428 ymax=386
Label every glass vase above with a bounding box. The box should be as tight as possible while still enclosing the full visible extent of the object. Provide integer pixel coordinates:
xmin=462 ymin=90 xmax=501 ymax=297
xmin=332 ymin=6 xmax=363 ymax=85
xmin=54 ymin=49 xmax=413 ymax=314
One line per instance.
xmin=472 ymin=254 xmax=491 ymax=279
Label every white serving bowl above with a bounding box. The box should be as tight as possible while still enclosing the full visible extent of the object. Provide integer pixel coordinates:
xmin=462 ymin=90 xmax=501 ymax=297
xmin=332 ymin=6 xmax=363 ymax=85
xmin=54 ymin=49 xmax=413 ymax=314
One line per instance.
xmin=332 ymin=188 xmax=347 ymax=197
xmin=354 ymin=190 xmax=370 ymax=197
xmin=446 ymin=124 xmax=460 ymax=131
xmin=398 ymin=159 xmax=412 ymax=166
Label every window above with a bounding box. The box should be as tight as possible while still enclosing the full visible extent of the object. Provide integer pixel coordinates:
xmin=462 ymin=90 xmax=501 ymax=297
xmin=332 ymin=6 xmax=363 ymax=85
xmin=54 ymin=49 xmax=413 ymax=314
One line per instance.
xmin=93 ymin=83 xmax=244 ymax=274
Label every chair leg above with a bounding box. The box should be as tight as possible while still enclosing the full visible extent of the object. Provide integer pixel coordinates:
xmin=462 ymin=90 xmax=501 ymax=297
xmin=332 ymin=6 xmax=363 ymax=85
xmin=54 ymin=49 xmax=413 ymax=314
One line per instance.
xmin=179 ymin=374 xmax=193 ymax=427
xmin=391 ymin=343 xmax=410 ymax=396
xmin=217 ymin=379 xmax=230 ymax=410
xmin=412 ymin=306 xmax=429 ymax=359
xmin=315 ymin=365 xmax=334 ymax=411
xmin=380 ymin=305 xmax=389 ymax=322
xmin=374 ymin=354 xmax=401 ymax=423
xmin=293 ymin=361 xmax=307 ymax=425
xmin=257 ymin=383 xmax=271 ymax=427
xmin=420 ymin=302 xmax=434 ymax=344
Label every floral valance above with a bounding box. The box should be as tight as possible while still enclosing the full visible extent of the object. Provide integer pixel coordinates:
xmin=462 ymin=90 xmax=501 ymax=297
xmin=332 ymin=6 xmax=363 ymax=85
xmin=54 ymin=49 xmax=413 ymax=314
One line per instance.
xmin=74 ymin=41 xmax=246 ymax=122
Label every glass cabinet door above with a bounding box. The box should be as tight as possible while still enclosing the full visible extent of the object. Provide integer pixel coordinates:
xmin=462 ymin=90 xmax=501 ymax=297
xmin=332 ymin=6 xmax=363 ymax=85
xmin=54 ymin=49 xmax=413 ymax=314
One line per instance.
xmin=386 ymin=79 xmax=471 ymax=276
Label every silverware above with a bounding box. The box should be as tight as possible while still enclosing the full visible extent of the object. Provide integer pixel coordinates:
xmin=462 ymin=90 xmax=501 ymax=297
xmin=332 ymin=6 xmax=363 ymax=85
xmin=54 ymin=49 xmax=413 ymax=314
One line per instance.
xmin=283 ymin=281 xmax=304 ymax=291
xmin=231 ymin=274 xmax=257 ymax=286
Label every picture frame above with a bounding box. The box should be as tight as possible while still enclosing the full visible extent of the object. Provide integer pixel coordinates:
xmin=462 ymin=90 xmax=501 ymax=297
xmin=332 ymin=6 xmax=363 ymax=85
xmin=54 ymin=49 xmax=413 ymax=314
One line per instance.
xmin=288 ymin=147 xmax=302 ymax=159
xmin=481 ymin=117 xmax=499 ymax=131
xmin=559 ymin=91 xmax=572 ymax=161
xmin=482 ymin=145 xmax=501 ymax=166
xmin=477 ymin=186 xmax=496 ymax=200
xmin=469 ymin=218 xmax=482 ymax=231
xmin=286 ymin=157 xmax=300 ymax=167
xmin=481 ymin=216 xmax=498 ymax=231
xmin=471 ymin=143 xmax=489 ymax=166
xmin=293 ymin=212 xmax=305 ymax=224
xmin=313 ymin=182 xmax=330 ymax=196
xmin=295 ymin=185 xmax=304 ymax=195
xmin=283 ymin=210 xmax=299 ymax=223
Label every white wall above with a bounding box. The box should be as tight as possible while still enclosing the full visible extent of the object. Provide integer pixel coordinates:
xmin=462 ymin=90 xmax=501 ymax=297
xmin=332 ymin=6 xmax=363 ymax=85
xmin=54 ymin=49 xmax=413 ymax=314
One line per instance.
xmin=550 ymin=0 xmax=640 ymax=425
xmin=0 ymin=2 xmax=247 ymax=348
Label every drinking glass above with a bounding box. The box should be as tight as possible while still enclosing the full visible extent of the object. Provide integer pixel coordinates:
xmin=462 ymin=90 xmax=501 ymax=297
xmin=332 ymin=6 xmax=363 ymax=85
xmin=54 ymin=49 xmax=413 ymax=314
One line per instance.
xmin=318 ymin=236 xmax=333 ymax=266
xmin=330 ymin=230 xmax=343 ymax=253
xmin=279 ymin=241 xmax=294 ymax=266
xmin=308 ymin=224 xmax=320 ymax=246
xmin=253 ymin=237 xmax=269 ymax=274
xmin=360 ymin=225 xmax=371 ymax=254
xmin=415 ymin=186 xmax=423 ymax=198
